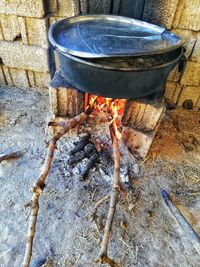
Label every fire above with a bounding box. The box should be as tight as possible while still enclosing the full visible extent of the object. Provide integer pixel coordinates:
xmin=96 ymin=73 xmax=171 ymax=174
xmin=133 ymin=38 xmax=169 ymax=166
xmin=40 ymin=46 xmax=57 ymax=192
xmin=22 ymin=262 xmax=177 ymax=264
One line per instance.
xmin=87 ymin=93 xmax=126 ymax=140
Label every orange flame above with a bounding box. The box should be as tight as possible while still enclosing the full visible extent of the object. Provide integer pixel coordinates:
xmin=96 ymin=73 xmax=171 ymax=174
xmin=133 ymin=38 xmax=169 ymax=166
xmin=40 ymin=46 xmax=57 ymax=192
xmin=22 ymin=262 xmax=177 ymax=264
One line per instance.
xmin=88 ymin=94 xmax=126 ymax=140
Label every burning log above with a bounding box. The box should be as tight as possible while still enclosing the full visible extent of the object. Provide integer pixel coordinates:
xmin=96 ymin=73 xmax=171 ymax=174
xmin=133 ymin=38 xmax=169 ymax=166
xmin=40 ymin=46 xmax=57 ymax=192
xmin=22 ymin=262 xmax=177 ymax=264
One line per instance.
xmin=22 ymin=103 xmax=96 ymax=267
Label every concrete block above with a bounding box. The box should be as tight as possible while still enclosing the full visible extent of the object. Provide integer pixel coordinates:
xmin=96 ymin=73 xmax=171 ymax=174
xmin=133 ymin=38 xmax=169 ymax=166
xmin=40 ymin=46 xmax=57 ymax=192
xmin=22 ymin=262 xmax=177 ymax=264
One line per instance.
xmin=0 ymin=41 xmax=49 ymax=72
xmin=0 ymin=64 xmax=7 ymax=85
xmin=167 ymin=65 xmax=181 ymax=83
xmin=0 ymin=0 xmax=45 ymax=18
xmin=28 ymin=70 xmax=51 ymax=89
xmin=143 ymin=0 xmax=179 ymax=28
xmin=50 ymin=0 xmax=79 ymax=17
xmin=2 ymin=65 xmax=12 ymax=85
xmin=47 ymin=0 xmax=58 ymax=14
xmin=0 ymin=14 xmax=20 ymax=41
xmin=165 ymin=81 xmax=183 ymax=103
xmin=0 ymin=22 xmax=3 ymax=40
xmin=172 ymin=29 xmax=197 ymax=59
xmin=19 ymin=17 xmax=49 ymax=48
xmin=34 ymin=72 xmax=51 ymax=89
xmin=191 ymin=36 xmax=200 ymax=63
xmin=49 ymin=86 xmax=58 ymax=116
xmin=173 ymin=0 xmax=200 ymax=31
xmin=2 ymin=65 xmax=30 ymax=87
xmin=180 ymin=61 xmax=200 ymax=86
xmin=178 ymin=86 xmax=200 ymax=107
xmin=17 ymin=17 xmax=28 ymax=45
xmin=10 ymin=68 xmax=30 ymax=88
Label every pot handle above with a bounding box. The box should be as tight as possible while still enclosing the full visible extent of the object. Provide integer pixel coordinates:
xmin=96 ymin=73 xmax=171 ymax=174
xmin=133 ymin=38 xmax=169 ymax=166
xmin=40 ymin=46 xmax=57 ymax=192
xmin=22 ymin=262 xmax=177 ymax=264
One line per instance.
xmin=178 ymin=48 xmax=186 ymax=72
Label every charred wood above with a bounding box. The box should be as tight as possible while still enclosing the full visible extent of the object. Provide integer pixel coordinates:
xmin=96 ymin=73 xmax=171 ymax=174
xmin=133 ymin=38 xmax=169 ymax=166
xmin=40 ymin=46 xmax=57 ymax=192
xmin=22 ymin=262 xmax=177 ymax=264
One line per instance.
xmin=69 ymin=133 xmax=91 ymax=155
xmin=67 ymin=143 xmax=95 ymax=165
xmin=80 ymin=152 xmax=99 ymax=180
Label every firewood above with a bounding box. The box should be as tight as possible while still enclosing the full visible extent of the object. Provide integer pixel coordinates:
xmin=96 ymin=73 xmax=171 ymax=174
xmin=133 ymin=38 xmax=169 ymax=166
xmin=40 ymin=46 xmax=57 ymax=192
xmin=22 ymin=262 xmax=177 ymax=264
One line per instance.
xmin=67 ymin=143 xmax=95 ymax=165
xmin=96 ymin=124 xmax=127 ymax=266
xmin=0 ymin=147 xmax=27 ymax=163
xmin=79 ymin=152 xmax=99 ymax=180
xmin=96 ymin=189 xmax=120 ymax=267
xmin=69 ymin=133 xmax=90 ymax=156
xmin=22 ymin=103 xmax=96 ymax=267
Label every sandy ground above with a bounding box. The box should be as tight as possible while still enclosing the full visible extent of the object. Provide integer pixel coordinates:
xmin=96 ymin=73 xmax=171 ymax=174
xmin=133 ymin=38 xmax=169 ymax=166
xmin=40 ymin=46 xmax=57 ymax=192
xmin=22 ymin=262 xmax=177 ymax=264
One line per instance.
xmin=0 ymin=85 xmax=200 ymax=267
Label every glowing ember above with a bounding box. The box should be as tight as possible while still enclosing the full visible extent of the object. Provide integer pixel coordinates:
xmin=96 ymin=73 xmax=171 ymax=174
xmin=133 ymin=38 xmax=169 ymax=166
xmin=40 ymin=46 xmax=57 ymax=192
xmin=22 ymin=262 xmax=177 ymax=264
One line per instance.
xmin=88 ymin=94 xmax=126 ymax=140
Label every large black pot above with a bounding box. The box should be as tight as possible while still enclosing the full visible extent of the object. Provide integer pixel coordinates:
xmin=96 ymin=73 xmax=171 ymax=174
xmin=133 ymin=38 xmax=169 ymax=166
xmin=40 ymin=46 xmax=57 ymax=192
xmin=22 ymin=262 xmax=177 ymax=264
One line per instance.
xmin=55 ymin=48 xmax=183 ymax=99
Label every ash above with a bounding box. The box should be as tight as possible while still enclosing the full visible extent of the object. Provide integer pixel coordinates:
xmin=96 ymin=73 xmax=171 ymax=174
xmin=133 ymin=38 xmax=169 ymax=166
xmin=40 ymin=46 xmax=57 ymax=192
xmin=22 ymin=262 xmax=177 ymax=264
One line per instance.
xmin=0 ymin=86 xmax=200 ymax=267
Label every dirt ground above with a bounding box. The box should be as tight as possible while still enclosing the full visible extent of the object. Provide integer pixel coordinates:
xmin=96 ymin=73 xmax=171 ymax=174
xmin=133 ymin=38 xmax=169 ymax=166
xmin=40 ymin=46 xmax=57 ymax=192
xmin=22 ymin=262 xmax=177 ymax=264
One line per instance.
xmin=0 ymin=85 xmax=200 ymax=267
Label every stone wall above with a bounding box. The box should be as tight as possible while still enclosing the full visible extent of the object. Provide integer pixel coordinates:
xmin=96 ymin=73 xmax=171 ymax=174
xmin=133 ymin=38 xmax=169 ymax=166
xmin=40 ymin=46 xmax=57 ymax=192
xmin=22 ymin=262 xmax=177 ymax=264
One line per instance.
xmin=0 ymin=0 xmax=199 ymax=108
xmin=143 ymin=0 xmax=200 ymax=109
xmin=0 ymin=0 xmax=80 ymax=89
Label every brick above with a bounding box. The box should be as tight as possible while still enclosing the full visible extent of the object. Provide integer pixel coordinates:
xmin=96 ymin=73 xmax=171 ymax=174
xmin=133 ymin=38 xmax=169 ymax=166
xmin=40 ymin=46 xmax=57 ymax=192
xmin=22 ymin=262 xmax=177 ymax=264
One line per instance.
xmin=178 ymin=86 xmax=200 ymax=107
xmin=167 ymin=65 xmax=181 ymax=82
xmin=49 ymin=86 xmax=58 ymax=116
xmin=165 ymin=81 xmax=182 ymax=103
xmin=191 ymin=36 xmax=200 ymax=63
xmin=173 ymin=0 xmax=200 ymax=31
xmin=0 ymin=41 xmax=49 ymax=72
xmin=17 ymin=17 xmax=28 ymax=45
xmin=0 ymin=22 xmax=3 ymax=40
xmin=180 ymin=61 xmax=200 ymax=86
xmin=28 ymin=70 xmax=51 ymax=89
xmin=143 ymin=0 xmax=179 ymax=28
xmin=2 ymin=65 xmax=12 ymax=85
xmin=34 ymin=72 xmax=51 ymax=88
xmin=0 ymin=64 xmax=7 ymax=85
xmin=47 ymin=0 xmax=58 ymax=14
xmin=19 ymin=17 xmax=49 ymax=48
xmin=196 ymin=96 xmax=200 ymax=108
xmin=10 ymin=68 xmax=30 ymax=88
xmin=122 ymin=99 xmax=164 ymax=132
xmin=0 ymin=14 xmax=20 ymax=41
xmin=2 ymin=65 xmax=30 ymax=87
xmin=50 ymin=0 xmax=79 ymax=17
xmin=0 ymin=0 xmax=45 ymax=18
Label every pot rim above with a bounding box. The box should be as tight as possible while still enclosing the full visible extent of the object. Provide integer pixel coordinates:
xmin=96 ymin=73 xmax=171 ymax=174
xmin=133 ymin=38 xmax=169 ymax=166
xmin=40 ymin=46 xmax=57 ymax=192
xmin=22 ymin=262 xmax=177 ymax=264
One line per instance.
xmin=57 ymin=48 xmax=184 ymax=72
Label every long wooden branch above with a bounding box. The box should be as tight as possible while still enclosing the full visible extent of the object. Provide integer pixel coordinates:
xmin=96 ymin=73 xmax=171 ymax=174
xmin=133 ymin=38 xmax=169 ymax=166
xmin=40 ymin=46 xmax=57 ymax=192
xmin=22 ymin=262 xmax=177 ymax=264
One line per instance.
xmin=96 ymin=125 xmax=123 ymax=266
xmin=22 ymin=105 xmax=94 ymax=267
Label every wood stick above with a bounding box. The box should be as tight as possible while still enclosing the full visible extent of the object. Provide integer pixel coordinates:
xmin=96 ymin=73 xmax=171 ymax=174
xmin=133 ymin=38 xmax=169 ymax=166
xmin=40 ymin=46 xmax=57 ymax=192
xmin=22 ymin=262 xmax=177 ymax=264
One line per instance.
xmin=69 ymin=133 xmax=90 ymax=156
xmin=96 ymin=189 xmax=120 ymax=267
xmin=67 ymin=143 xmax=95 ymax=165
xmin=0 ymin=147 xmax=27 ymax=163
xmin=22 ymin=105 xmax=94 ymax=267
xmin=96 ymin=125 xmax=124 ymax=266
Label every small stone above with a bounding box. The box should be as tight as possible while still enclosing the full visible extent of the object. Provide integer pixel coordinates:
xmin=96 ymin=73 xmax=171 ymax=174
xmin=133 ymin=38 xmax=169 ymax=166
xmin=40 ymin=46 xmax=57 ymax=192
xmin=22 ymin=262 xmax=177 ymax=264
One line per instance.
xmin=72 ymin=167 xmax=80 ymax=175
xmin=132 ymin=164 xmax=141 ymax=176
